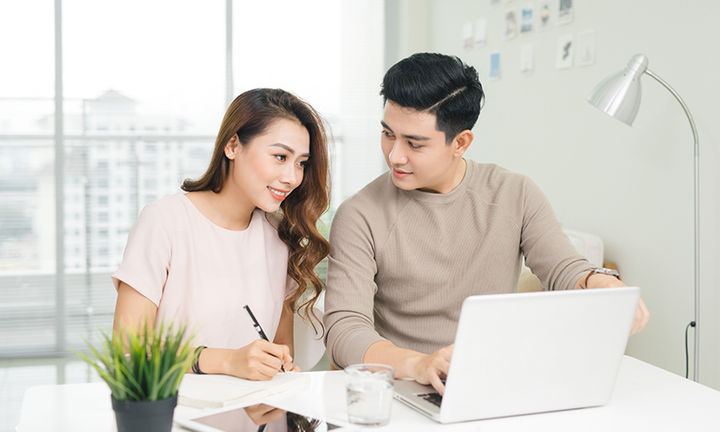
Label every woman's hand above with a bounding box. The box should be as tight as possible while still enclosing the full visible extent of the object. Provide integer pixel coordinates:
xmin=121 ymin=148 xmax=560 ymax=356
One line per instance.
xmin=223 ymin=339 xmax=295 ymax=380
xmin=244 ymin=403 xmax=286 ymax=425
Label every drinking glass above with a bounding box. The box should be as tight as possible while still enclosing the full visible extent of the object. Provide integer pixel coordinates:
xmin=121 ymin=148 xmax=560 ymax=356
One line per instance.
xmin=344 ymin=364 xmax=394 ymax=426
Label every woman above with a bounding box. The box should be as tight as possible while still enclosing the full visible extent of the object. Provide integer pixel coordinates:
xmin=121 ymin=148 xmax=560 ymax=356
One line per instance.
xmin=112 ymin=88 xmax=330 ymax=380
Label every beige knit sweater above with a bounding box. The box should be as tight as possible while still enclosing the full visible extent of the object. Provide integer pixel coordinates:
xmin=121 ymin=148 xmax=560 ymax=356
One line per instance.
xmin=324 ymin=160 xmax=592 ymax=367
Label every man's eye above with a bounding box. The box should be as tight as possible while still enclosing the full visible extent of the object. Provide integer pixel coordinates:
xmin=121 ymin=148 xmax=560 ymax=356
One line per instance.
xmin=381 ymin=130 xmax=393 ymax=138
xmin=274 ymin=154 xmax=287 ymax=161
xmin=408 ymin=141 xmax=421 ymax=149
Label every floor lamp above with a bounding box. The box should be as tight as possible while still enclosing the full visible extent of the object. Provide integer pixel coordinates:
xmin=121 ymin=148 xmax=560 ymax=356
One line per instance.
xmin=586 ymin=53 xmax=700 ymax=381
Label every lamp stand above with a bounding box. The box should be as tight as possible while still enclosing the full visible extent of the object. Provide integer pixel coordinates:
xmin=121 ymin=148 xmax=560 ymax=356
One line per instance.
xmin=644 ymin=68 xmax=700 ymax=381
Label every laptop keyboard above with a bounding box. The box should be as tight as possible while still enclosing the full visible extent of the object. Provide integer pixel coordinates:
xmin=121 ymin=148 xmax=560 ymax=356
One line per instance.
xmin=417 ymin=392 xmax=443 ymax=407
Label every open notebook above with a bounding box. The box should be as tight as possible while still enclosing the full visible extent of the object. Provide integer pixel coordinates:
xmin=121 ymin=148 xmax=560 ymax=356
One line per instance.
xmin=178 ymin=372 xmax=310 ymax=409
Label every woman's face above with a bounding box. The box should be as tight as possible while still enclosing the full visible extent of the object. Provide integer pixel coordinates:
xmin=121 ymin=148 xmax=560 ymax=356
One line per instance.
xmin=225 ymin=117 xmax=310 ymax=213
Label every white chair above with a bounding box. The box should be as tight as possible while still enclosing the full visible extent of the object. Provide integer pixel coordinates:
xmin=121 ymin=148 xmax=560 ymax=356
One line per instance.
xmin=293 ymin=290 xmax=327 ymax=370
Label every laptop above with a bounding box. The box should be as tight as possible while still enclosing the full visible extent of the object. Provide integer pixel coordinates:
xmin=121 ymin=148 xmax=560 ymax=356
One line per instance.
xmin=393 ymin=286 xmax=640 ymax=423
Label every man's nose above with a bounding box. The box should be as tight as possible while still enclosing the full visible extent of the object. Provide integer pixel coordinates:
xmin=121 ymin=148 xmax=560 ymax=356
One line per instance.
xmin=388 ymin=143 xmax=407 ymax=165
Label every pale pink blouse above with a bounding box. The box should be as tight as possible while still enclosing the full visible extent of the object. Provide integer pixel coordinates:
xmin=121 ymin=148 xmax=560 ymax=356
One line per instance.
xmin=112 ymin=193 xmax=292 ymax=349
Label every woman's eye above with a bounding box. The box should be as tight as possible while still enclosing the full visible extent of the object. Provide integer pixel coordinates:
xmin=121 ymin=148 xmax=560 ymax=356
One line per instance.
xmin=274 ymin=154 xmax=287 ymax=161
xmin=298 ymin=160 xmax=308 ymax=168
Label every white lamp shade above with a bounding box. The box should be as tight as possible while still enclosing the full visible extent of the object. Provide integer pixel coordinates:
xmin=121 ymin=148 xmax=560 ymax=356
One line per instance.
xmin=587 ymin=54 xmax=649 ymax=125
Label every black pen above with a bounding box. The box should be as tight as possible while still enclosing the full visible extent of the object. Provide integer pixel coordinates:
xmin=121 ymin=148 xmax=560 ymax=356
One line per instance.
xmin=243 ymin=304 xmax=285 ymax=372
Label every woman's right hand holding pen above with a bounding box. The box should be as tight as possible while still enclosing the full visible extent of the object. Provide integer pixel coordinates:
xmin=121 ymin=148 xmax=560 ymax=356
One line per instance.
xmin=197 ymin=341 xmax=298 ymax=380
xmin=225 ymin=339 xmax=297 ymax=379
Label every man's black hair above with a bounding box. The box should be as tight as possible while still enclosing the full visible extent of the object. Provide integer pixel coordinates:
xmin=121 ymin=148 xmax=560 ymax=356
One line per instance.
xmin=380 ymin=53 xmax=485 ymax=143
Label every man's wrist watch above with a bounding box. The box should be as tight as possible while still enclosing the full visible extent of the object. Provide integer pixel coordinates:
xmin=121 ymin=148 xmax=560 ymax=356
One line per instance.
xmin=584 ymin=267 xmax=621 ymax=288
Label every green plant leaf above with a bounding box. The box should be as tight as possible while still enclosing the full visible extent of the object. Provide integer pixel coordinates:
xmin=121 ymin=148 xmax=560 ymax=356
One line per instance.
xmin=74 ymin=318 xmax=193 ymax=402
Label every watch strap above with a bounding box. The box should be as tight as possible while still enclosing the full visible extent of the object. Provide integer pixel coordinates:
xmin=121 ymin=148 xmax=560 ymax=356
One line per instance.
xmin=584 ymin=267 xmax=621 ymax=288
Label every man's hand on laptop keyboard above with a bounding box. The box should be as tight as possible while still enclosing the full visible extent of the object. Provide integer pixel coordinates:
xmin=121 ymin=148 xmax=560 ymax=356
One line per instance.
xmin=408 ymin=344 xmax=454 ymax=395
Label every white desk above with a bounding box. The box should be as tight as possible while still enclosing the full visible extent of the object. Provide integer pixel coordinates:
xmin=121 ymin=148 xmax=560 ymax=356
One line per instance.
xmin=17 ymin=356 xmax=720 ymax=431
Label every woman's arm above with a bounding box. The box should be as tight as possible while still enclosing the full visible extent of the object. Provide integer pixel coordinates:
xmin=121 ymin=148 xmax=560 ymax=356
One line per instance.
xmin=271 ymin=299 xmax=300 ymax=372
xmin=113 ymin=280 xmax=296 ymax=379
xmin=113 ymin=281 xmax=158 ymax=333
xmin=272 ymin=299 xmax=295 ymax=357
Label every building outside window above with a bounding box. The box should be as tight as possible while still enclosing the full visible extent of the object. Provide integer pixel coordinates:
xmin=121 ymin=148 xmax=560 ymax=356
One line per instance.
xmin=0 ymin=1 xmax=383 ymax=429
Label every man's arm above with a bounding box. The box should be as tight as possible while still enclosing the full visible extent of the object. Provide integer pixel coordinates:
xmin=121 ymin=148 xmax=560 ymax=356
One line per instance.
xmin=518 ymin=177 xmax=649 ymax=333
xmin=324 ymin=198 xmax=456 ymax=394
xmin=519 ymin=177 xmax=593 ymax=291
xmin=323 ymin=201 xmax=386 ymax=368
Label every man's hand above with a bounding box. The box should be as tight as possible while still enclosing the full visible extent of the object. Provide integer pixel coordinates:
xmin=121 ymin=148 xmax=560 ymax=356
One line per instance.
xmin=407 ymin=344 xmax=454 ymax=395
xmin=578 ymin=272 xmax=650 ymax=334
xmin=630 ymin=297 xmax=649 ymax=335
xmin=364 ymin=341 xmax=454 ymax=395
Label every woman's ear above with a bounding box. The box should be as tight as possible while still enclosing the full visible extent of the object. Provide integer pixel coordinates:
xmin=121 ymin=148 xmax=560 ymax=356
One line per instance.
xmin=453 ymin=130 xmax=474 ymax=157
xmin=224 ymin=135 xmax=239 ymax=159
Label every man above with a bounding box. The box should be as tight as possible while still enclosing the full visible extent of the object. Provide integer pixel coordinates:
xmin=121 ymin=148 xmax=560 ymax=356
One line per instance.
xmin=324 ymin=53 xmax=649 ymax=395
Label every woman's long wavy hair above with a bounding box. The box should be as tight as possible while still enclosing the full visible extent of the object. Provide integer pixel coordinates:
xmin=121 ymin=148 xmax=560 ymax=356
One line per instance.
xmin=182 ymin=88 xmax=330 ymax=333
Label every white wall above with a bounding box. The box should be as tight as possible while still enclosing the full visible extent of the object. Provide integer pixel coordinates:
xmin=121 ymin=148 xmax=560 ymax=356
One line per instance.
xmin=338 ymin=1 xmax=387 ymax=201
xmin=386 ymin=0 xmax=720 ymax=389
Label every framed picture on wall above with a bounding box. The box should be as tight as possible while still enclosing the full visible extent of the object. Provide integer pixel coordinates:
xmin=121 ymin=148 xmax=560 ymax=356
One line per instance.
xmin=576 ymin=30 xmax=596 ymax=66
xmin=558 ymin=0 xmax=574 ymax=25
xmin=489 ymin=51 xmax=501 ymax=79
xmin=463 ymin=21 xmax=474 ymax=49
xmin=538 ymin=0 xmax=552 ymax=30
xmin=520 ymin=44 xmax=534 ymax=74
xmin=555 ymin=34 xmax=574 ymax=69
xmin=504 ymin=9 xmax=518 ymax=39
xmin=520 ymin=6 xmax=534 ymax=33
xmin=475 ymin=18 xmax=488 ymax=46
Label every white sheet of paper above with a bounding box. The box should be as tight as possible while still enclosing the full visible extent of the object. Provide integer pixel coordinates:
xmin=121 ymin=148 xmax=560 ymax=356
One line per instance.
xmin=178 ymin=372 xmax=310 ymax=409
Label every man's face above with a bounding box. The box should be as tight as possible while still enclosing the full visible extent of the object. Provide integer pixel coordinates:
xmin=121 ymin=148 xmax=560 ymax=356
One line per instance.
xmin=380 ymin=101 xmax=459 ymax=193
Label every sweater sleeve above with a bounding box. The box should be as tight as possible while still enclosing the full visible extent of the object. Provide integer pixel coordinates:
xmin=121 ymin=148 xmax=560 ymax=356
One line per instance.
xmin=519 ymin=178 xmax=593 ymax=291
xmin=323 ymin=199 xmax=387 ymax=368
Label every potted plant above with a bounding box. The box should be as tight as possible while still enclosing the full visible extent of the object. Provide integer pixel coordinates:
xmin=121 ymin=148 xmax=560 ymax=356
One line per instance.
xmin=76 ymin=321 xmax=194 ymax=432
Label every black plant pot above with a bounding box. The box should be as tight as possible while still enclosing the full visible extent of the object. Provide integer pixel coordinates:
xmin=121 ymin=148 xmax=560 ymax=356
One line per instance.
xmin=111 ymin=394 xmax=177 ymax=432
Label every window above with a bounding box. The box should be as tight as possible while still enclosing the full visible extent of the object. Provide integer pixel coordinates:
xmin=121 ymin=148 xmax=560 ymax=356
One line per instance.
xmin=0 ymin=0 xmax=384 ymax=361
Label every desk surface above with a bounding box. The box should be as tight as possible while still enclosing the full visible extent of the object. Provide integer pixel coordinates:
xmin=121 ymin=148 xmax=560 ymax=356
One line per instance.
xmin=17 ymin=356 xmax=720 ymax=432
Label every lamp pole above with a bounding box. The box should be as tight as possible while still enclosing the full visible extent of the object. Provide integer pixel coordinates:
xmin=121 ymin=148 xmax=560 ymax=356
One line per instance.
xmin=643 ymin=69 xmax=701 ymax=381
xmin=588 ymin=54 xmax=700 ymax=380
